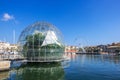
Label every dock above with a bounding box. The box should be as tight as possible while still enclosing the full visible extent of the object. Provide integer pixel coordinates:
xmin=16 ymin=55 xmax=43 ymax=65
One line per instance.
xmin=0 ymin=54 xmax=24 ymax=71
xmin=0 ymin=61 xmax=11 ymax=71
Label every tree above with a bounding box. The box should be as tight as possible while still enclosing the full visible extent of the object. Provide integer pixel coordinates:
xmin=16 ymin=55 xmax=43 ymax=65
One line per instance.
xmin=22 ymin=33 xmax=64 ymax=60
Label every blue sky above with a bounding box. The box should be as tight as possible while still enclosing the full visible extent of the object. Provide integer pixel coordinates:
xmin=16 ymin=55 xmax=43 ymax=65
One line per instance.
xmin=0 ymin=0 xmax=120 ymax=46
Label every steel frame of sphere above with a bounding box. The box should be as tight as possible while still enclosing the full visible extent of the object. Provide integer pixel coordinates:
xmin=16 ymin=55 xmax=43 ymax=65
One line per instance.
xmin=18 ymin=21 xmax=65 ymax=62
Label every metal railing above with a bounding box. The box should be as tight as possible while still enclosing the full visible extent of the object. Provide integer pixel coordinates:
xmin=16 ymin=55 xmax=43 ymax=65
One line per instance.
xmin=0 ymin=54 xmax=24 ymax=60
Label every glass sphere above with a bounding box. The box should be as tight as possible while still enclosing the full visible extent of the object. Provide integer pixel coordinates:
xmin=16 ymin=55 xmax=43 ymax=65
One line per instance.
xmin=18 ymin=22 xmax=65 ymax=62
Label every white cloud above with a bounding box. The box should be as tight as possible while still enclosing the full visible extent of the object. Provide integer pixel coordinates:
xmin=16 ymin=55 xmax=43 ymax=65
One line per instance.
xmin=1 ymin=13 xmax=14 ymax=21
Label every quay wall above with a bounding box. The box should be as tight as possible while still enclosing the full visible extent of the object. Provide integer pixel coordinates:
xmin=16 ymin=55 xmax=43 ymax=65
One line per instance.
xmin=0 ymin=61 xmax=10 ymax=71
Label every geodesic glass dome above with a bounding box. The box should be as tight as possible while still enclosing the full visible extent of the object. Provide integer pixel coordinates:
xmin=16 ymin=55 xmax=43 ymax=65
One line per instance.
xmin=18 ymin=22 xmax=65 ymax=62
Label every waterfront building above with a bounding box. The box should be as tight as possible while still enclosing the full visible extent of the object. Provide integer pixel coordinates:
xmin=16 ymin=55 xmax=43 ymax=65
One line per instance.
xmin=9 ymin=44 xmax=18 ymax=52
xmin=0 ymin=42 xmax=18 ymax=54
xmin=107 ymin=46 xmax=120 ymax=53
xmin=85 ymin=42 xmax=120 ymax=54
xmin=0 ymin=42 xmax=10 ymax=53
xmin=106 ymin=42 xmax=120 ymax=53
xmin=65 ymin=46 xmax=79 ymax=53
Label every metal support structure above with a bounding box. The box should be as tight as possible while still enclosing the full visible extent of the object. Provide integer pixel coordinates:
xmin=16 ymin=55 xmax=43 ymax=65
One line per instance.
xmin=18 ymin=22 xmax=65 ymax=62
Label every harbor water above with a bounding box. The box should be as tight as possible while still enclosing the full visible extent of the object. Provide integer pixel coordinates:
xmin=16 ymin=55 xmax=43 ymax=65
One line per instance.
xmin=0 ymin=54 xmax=120 ymax=80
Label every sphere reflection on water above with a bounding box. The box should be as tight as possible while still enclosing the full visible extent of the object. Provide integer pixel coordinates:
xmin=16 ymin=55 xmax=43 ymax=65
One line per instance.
xmin=8 ymin=63 xmax=64 ymax=80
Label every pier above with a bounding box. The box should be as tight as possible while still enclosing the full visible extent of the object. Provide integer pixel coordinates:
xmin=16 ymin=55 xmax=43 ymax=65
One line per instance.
xmin=0 ymin=54 xmax=24 ymax=71
xmin=0 ymin=61 xmax=10 ymax=71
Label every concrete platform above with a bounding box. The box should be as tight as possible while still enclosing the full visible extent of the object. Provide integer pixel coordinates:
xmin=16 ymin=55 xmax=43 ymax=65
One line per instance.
xmin=0 ymin=61 xmax=11 ymax=71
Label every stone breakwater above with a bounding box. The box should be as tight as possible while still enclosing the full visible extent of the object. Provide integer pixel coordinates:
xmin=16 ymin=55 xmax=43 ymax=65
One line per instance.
xmin=0 ymin=61 xmax=10 ymax=71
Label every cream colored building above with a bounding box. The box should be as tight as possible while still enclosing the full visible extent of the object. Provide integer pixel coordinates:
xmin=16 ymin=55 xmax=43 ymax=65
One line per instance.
xmin=0 ymin=42 xmax=18 ymax=53
xmin=0 ymin=42 xmax=10 ymax=53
